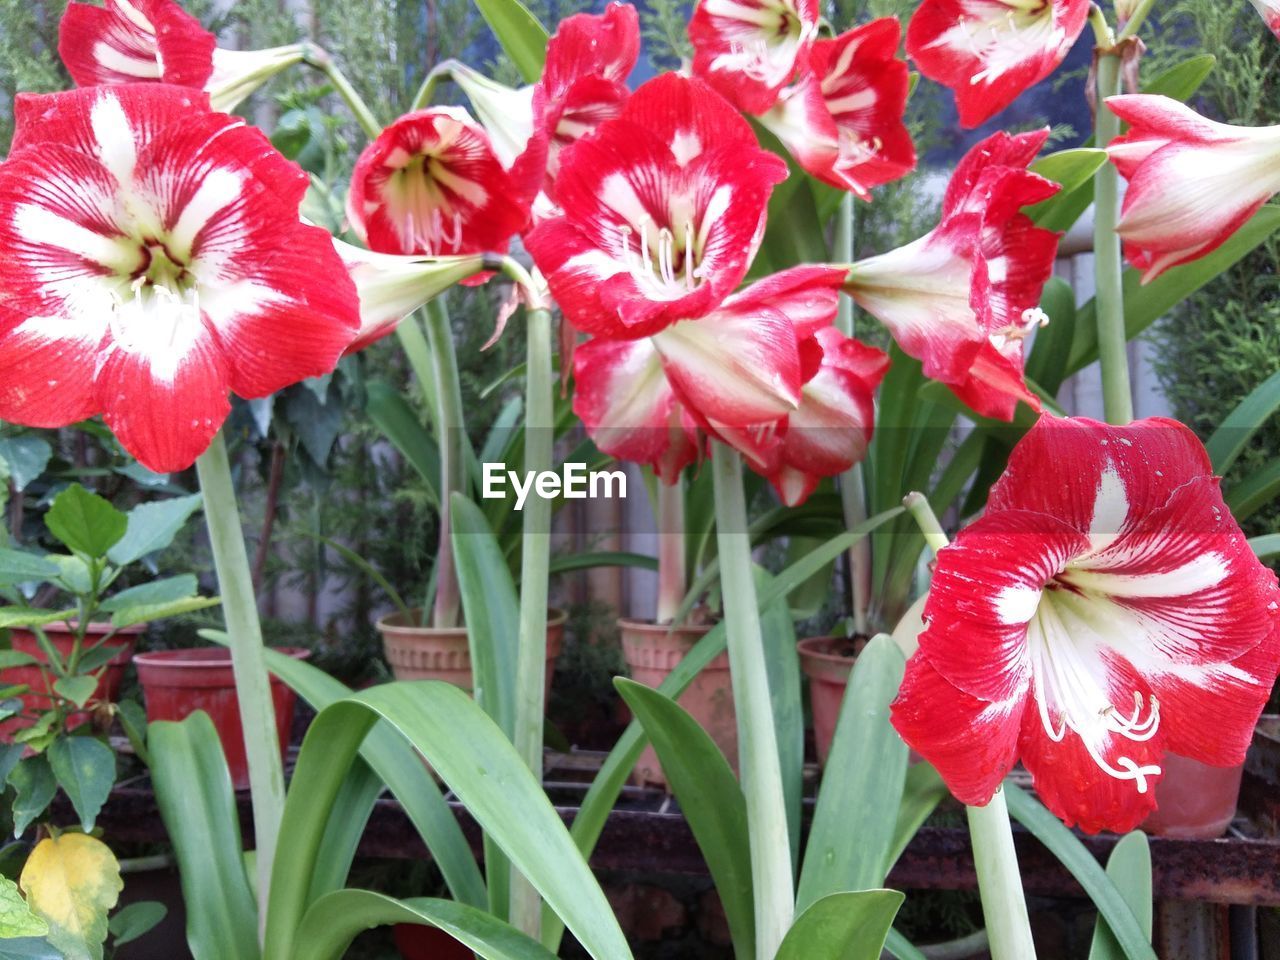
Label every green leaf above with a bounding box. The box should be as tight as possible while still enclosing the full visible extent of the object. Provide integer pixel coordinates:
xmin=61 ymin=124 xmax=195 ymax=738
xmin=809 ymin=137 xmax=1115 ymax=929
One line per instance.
xmin=1088 ymin=832 xmax=1152 ymax=960
xmin=758 ymin=568 xmax=804 ymax=865
xmin=265 ymin=684 xmax=633 ymax=960
xmin=0 ymin=939 xmax=62 ymax=960
xmin=44 ymin=485 xmax=127 ymax=559
xmin=1143 ymin=53 xmax=1215 ymax=100
xmin=366 ymin=381 xmax=441 ymax=507
xmin=109 ymin=595 xmax=221 ymax=629
xmin=13 ymin=713 xmax=57 ymax=749
xmin=1026 ymin=149 xmax=1108 ymax=229
xmin=255 ymin=647 xmax=487 ymax=909
xmin=774 ymin=889 xmax=905 ymax=960
xmin=0 ymin=550 xmax=59 ymax=584
xmin=1024 ymin=277 xmax=1079 ymax=397
xmin=0 ymin=743 xmax=26 ymax=784
xmin=473 ymin=0 xmax=548 ymax=84
xmin=451 ymin=495 xmax=519 ymax=735
xmin=48 ymin=737 xmax=116 ymax=832
xmin=293 ymin=890 xmax=558 ymax=960
xmin=887 ymin=763 xmax=948 ymax=869
xmin=99 ymin=575 xmax=199 ymax=612
xmin=107 ymin=901 xmax=167 ymax=948
xmin=798 ymin=636 xmax=908 ymax=909
xmin=148 ymin=713 xmax=260 ymax=960
xmin=115 ymin=701 xmax=148 ymax=764
xmin=547 ymin=551 xmax=657 ymax=575
xmin=1005 ymin=784 xmax=1157 ymax=960
xmin=1066 ymin=207 xmax=1280 ymax=378
xmin=0 ymin=609 xmax=78 ymax=630
xmin=0 ymin=876 xmax=48 ymax=938
xmin=53 ymin=677 xmax=98 ymax=710
xmin=106 ymin=495 xmax=202 ymax=566
xmin=50 ymin=555 xmax=92 ymax=596
xmin=0 ymin=651 xmax=39 ymax=669
xmin=9 ymin=756 xmax=56 ymax=837
xmin=1225 ymin=456 xmax=1280 ymax=521
xmin=0 ymin=438 xmax=51 ymax=494
xmin=1249 ymin=534 xmax=1280 ymax=561
xmin=613 ymin=679 xmax=755 ymax=960
xmin=1205 ymin=368 xmax=1280 ymax=475
xmin=306 ymin=759 xmax=385 ymax=906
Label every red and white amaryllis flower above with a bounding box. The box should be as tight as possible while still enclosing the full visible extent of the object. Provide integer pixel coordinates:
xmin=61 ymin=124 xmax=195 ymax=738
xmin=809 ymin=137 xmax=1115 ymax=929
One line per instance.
xmin=760 ymin=18 xmax=916 ymax=198
xmin=1105 ymin=95 xmax=1280 ymax=283
xmin=527 ymin=73 xmax=788 ymax=339
xmin=347 ymin=107 xmax=530 ymax=261
xmin=892 ymin=416 xmax=1280 ymax=833
xmin=335 ymin=240 xmax=486 ymax=354
xmin=844 ymin=129 xmax=1060 ymax=420
xmin=906 ymin=0 xmax=1090 ymax=128
xmin=0 ymin=85 xmax=359 ymax=472
xmin=59 ymin=0 xmax=303 ymax=111
xmin=689 ymin=0 xmax=819 ymax=114
xmin=1249 ymin=0 xmax=1280 ymax=39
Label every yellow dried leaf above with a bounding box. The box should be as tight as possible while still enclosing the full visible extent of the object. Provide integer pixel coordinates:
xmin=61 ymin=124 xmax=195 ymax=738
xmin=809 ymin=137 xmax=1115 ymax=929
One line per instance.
xmin=19 ymin=833 xmax=122 ymax=960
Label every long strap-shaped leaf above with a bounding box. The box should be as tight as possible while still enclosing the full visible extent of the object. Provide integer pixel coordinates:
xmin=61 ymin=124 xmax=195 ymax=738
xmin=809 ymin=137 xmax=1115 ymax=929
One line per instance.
xmin=1005 ymin=784 xmax=1157 ymax=960
xmin=1087 ymin=833 xmax=1152 ymax=960
xmin=614 ymin=679 xmax=755 ymax=960
xmin=796 ymin=636 xmax=908 ymax=909
xmin=149 ymin=714 xmax=261 ymax=960
xmin=1205 ymin=368 xmax=1280 ymax=475
xmin=292 ymin=890 xmax=558 ymax=960
xmin=258 ymin=649 xmax=487 ymax=910
xmin=774 ymin=890 xmax=904 ymax=960
xmin=542 ymin=507 xmax=906 ymax=949
xmin=472 ymin=0 xmax=548 ymax=83
xmin=264 ymin=683 xmax=632 ymax=960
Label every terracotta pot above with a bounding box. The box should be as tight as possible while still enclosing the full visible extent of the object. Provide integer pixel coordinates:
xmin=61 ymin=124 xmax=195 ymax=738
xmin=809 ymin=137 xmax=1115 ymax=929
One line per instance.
xmin=1 ymin=621 xmax=143 ymax=736
xmin=134 ymin=647 xmax=308 ymax=791
xmin=393 ymin=922 xmax=471 ymax=960
xmin=376 ymin=608 xmax=565 ymax=698
xmin=619 ymin=619 xmax=733 ymax=788
xmin=1141 ymin=752 xmax=1244 ymax=839
xmin=797 ymin=636 xmax=865 ymax=767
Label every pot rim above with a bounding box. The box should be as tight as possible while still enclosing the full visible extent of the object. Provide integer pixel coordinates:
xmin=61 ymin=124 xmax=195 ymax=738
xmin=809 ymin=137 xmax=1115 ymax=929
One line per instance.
xmin=134 ymin=646 xmax=311 ymax=669
xmin=616 ymin=617 xmax=716 ymax=637
xmin=797 ymin=635 xmax=861 ymax=663
xmin=377 ymin=607 xmax=569 ymax=636
xmin=12 ymin=620 xmax=146 ymax=638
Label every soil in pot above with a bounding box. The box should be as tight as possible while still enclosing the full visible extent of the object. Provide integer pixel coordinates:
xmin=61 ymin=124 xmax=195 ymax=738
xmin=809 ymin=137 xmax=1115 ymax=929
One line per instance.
xmin=1141 ymin=752 xmax=1244 ymax=839
xmin=619 ymin=619 xmax=734 ymax=788
xmin=376 ymin=608 xmax=565 ymax=698
xmin=1 ymin=621 xmax=143 ymax=736
xmin=797 ymin=635 xmax=866 ymax=767
xmin=133 ymin=647 xmax=308 ymax=791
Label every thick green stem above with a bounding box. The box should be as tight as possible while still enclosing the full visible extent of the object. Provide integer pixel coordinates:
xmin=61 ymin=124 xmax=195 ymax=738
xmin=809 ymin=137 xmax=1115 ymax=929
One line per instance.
xmin=968 ymin=789 xmax=1039 ymax=960
xmin=1093 ymin=52 xmax=1135 ymax=426
xmin=1117 ymin=0 xmax=1160 ymax=39
xmin=711 ymin=442 xmax=794 ymax=959
xmin=304 ymin=45 xmax=382 ymax=140
xmin=904 ymin=492 xmax=1037 ymax=960
xmin=510 ymin=306 xmax=554 ymax=939
xmin=655 ymin=476 xmax=687 ymax=624
xmin=195 ymin=431 xmax=284 ymax=924
xmin=424 ymin=298 xmax=464 ymax=629
xmin=833 ymin=193 xmax=870 ymax=633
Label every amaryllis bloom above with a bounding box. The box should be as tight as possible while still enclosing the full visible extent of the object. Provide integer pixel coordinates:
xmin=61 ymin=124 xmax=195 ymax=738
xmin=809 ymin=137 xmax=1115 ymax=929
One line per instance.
xmin=0 ymin=85 xmax=359 ymax=472
xmin=347 ymin=107 xmax=530 ymax=260
xmin=58 ymin=0 xmax=303 ymax=111
xmin=844 ymin=130 xmax=1060 ymax=420
xmin=1249 ymin=0 xmax=1280 ymax=39
xmin=755 ymin=328 xmax=888 ymax=507
xmin=573 ymin=265 xmax=845 ymax=478
xmin=526 ymin=73 xmax=788 ymax=339
xmin=689 ymin=0 xmax=819 ymax=114
xmin=761 ymin=18 xmax=916 ymax=198
xmin=335 ymin=240 xmax=486 ymax=354
xmin=1105 ymin=95 xmax=1280 ymax=283
xmin=906 ymin=0 xmax=1090 ymax=128
xmin=891 ymin=416 xmax=1280 ymax=833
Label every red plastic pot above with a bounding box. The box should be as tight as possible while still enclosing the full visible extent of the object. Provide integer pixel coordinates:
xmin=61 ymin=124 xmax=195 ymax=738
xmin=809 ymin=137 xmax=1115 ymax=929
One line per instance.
xmin=1140 ymin=752 xmax=1244 ymax=839
xmin=134 ymin=647 xmax=308 ymax=790
xmin=797 ymin=636 xmax=863 ymax=767
xmin=393 ymin=923 xmax=472 ymax=960
xmin=1 ymin=622 xmax=142 ymax=736
xmin=620 ymin=619 xmax=733 ymax=788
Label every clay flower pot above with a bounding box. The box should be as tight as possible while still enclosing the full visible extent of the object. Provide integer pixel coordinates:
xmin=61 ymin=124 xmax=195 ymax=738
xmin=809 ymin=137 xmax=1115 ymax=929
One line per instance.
xmin=1141 ymin=752 xmax=1244 ymax=839
xmin=1 ymin=621 xmax=143 ymax=735
xmin=376 ymin=608 xmax=565 ymax=698
xmin=134 ymin=647 xmax=309 ymax=790
xmin=619 ymin=619 xmax=733 ymax=788
xmin=797 ymin=636 xmax=866 ymax=767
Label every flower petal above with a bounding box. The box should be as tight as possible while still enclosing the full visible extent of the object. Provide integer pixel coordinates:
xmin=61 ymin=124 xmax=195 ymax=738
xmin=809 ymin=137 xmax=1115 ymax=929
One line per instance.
xmin=891 ymin=654 xmax=1026 ymax=807
xmin=690 ymin=0 xmax=820 ymax=114
xmin=58 ymin=0 xmax=216 ymax=90
xmin=0 ymin=308 xmax=103 ymax=428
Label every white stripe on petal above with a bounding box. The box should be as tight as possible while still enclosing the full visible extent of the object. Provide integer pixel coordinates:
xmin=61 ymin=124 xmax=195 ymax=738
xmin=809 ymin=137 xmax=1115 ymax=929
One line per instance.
xmin=168 ymin=167 xmax=243 ymax=260
xmin=90 ymin=92 xmax=139 ymax=186
xmin=13 ymin=204 xmax=134 ymax=274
